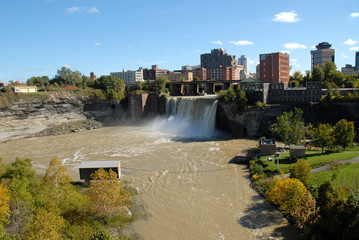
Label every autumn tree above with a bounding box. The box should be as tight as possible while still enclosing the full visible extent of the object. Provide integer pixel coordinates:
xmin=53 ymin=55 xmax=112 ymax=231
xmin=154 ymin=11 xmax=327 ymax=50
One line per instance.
xmin=311 ymin=123 xmax=334 ymax=153
xmin=43 ymin=157 xmax=71 ymax=187
xmin=289 ymin=159 xmax=311 ymax=186
xmin=334 ymin=119 xmax=355 ymax=150
xmin=51 ymin=67 xmax=83 ymax=87
xmin=88 ymin=169 xmax=132 ymax=217
xmin=25 ymin=208 xmax=65 ymax=240
xmin=267 ymin=178 xmax=317 ymax=229
xmin=0 ymin=184 xmax=10 ymax=227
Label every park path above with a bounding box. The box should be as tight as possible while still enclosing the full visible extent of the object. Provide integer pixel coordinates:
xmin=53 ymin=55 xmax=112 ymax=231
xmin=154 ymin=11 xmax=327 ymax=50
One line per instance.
xmin=310 ymin=155 xmax=359 ymax=173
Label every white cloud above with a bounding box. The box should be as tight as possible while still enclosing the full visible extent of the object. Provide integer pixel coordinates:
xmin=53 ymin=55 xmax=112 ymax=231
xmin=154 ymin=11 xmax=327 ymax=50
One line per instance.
xmin=196 ymin=50 xmax=201 ymax=53
xmin=342 ymin=53 xmax=349 ymax=58
xmin=143 ymin=40 xmax=148 ymax=44
xmin=94 ymin=42 xmax=101 ymax=46
xmin=0 ymin=76 xmax=3 ymax=79
xmin=66 ymin=6 xmax=100 ymax=14
xmin=249 ymin=60 xmax=254 ymax=64
xmin=88 ymin=7 xmax=100 ymax=14
xmin=350 ymin=12 xmax=359 ymax=18
xmin=63 ymin=64 xmax=75 ymax=68
xmin=67 ymin=7 xmax=81 ymax=13
xmin=291 ymin=59 xmax=297 ymax=62
xmin=343 ymin=38 xmax=358 ymax=45
xmin=283 ymin=43 xmax=307 ymax=49
xmin=281 ymin=50 xmax=291 ymax=54
xmin=311 ymin=45 xmax=316 ymax=49
xmin=272 ymin=11 xmax=301 ymax=22
xmin=136 ymin=60 xmax=143 ymax=63
xmin=229 ymin=40 xmax=254 ymax=46
xmin=210 ymin=40 xmax=223 ymax=45
xmin=350 ymin=47 xmax=359 ymax=51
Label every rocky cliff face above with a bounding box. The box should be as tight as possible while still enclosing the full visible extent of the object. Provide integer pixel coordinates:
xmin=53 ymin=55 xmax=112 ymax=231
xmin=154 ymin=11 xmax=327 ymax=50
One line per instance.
xmin=0 ymin=92 xmax=127 ymax=141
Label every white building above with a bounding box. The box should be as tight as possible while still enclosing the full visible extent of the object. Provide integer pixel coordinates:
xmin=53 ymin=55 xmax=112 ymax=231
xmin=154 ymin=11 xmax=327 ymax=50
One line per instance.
xmin=110 ymin=69 xmax=144 ymax=84
xmin=238 ymin=55 xmax=249 ymax=74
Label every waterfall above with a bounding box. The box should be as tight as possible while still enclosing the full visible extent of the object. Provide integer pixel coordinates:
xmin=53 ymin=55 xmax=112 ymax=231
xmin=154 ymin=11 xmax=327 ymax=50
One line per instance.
xmin=148 ymin=96 xmax=218 ymax=138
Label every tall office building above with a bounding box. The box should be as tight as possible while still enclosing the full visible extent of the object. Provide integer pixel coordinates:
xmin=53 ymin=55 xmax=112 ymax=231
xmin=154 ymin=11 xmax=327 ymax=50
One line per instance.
xmin=200 ymin=49 xmax=238 ymax=69
xmin=259 ymin=52 xmax=290 ymax=83
xmin=355 ymin=51 xmax=359 ymax=70
xmin=238 ymin=55 xmax=249 ymax=74
xmin=310 ymin=42 xmax=335 ymax=70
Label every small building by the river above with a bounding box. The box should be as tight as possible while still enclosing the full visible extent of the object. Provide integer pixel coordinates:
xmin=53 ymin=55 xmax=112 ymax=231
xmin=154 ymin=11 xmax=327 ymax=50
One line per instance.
xmin=259 ymin=138 xmax=277 ymax=156
xmin=289 ymin=145 xmax=306 ymax=159
xmin=79 ymin=160 xmax=121 ymax=183
xmin=13 ymin=86 xmax=38 ymax=93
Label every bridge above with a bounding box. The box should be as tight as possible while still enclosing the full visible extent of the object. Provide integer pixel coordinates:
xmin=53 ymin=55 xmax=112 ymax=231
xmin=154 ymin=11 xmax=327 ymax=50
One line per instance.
xmin=167 ymin=80 xmax=241 ymax=96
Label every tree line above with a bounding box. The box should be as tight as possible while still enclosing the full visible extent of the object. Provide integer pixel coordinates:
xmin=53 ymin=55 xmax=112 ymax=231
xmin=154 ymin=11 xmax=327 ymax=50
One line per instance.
xmin=0 ymin=157 xmax=134 ymax=240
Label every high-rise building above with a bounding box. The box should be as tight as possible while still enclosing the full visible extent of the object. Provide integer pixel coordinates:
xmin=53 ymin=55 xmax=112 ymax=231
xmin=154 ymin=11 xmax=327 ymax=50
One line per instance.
xmin=259 ymin=52 xmax=289 ymax=83
xmin=355 ymin=52 xmax=359 ymax=70
xmin=238 ymin=55 xmax=249 ymax=74
xmin=110 ymin=69 xmax=143 ymax=84
xmin=310 ymin=42 xmax=335 ymax=70
xmin=201 ymin=49 xmax=238 ymax=69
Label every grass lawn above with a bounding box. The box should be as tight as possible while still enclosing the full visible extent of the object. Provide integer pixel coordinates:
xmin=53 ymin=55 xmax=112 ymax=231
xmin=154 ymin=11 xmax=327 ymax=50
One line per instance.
xmin=259 ymin=148 xmax=359 ymax=174
xmin=309 ymin=162 xmax=359 ymax=189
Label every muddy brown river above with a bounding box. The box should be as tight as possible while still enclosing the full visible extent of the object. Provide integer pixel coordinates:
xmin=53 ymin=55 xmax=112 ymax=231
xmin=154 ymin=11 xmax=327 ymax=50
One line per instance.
xmin=0 ymin=123 xmax=295 ymax=240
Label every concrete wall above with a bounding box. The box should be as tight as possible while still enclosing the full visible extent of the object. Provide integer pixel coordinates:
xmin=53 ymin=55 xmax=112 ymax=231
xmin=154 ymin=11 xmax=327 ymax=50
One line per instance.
xmin=128 ymin=93 xmax=166 ymax=121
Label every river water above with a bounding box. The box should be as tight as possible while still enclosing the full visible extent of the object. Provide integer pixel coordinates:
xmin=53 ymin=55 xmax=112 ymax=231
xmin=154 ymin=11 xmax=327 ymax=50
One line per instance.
xmin=0 ymin=97 xmax=295 ymax=240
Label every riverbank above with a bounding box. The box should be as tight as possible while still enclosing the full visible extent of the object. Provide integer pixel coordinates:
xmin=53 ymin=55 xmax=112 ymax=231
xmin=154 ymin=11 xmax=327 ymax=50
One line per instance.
xmin=0 ymin=120 xmax=102 ymax=144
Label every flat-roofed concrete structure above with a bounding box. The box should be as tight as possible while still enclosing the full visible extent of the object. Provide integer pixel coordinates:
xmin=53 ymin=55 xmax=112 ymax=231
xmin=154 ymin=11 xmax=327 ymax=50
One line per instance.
xmin=259 ymin=138 xmax=277 ymax=156
xmin=14 ymin=86 xmax=37 ymax=93
xmin=79 ymin=160 xmax=121 ymax=183
xmin=289 ymin=145 xmax=306 ymax=159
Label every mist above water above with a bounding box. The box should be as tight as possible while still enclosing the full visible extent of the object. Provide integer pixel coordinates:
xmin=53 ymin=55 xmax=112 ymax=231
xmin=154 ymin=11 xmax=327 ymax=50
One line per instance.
xmin=147 ymin=96 xmax=221 ymax=139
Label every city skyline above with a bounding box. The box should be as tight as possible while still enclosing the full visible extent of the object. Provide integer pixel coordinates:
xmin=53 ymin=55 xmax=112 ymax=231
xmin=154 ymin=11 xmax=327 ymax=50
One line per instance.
xmin=1 ymin=0 xmax=359 ymax=83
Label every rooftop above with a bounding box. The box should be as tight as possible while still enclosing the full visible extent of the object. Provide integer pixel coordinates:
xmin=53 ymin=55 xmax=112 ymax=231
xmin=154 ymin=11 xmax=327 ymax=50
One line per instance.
xmin=79 ymin=160 xmax=120 ymax=169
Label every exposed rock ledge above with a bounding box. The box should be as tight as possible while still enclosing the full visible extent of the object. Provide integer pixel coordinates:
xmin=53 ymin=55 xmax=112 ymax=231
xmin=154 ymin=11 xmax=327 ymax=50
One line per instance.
xmin=0 ymin=91 xmax=126 ymax=142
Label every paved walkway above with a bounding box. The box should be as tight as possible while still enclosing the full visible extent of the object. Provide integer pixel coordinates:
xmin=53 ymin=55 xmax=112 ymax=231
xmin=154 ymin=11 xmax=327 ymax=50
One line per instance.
xmin=278 ymin=155 xmax=359 ymax=178
xmin=310 ymin=155 xmax=359 ymax=173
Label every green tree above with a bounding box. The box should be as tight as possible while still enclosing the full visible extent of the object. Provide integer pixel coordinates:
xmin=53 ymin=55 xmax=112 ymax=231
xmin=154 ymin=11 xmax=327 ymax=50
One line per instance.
xmin=154 ymin=75 xmax=169 ymax=93
xmin=2 ymin=158 xmax=35 ymax=181
xmin=7 ymin=177 xmax=33 ymax=236
xmin=292 ymin=71 xmax=303 ymax=82
xmin=97 ymin=75 xmax=125 ymax=100
xmin=52 ymin=67 xmax=83 ymax=87
xmin=289 ymin=159 xmax=311 ymax=186
xmin=323 ymin=61 xmax=337 ymax=82
xmin=311 ymin=123 xmax=334 ymax=153
xmin=303 ymin=70 xmax=312 ymax=82
xmin=27 ymin=76 xmax=50 ymax=88
xmin=312 ymin=66 xmax=324 ymax=82
xmin=334 ymin=119 xmax=355 ymax=150
xmin=193 ymin=76 xmax=200 ymax=81
xmin=276 ymin=108 xmax=305 ymax=146
xmin=88 ymin=169 xmax=132 ymax=217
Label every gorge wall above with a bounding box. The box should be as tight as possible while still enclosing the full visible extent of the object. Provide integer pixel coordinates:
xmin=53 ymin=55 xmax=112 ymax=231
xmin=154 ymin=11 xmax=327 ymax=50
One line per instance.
xmin=216 ymin=101 xmax=359 ymax=138
xmin=0 ymin=92 xmax=126 ymax=141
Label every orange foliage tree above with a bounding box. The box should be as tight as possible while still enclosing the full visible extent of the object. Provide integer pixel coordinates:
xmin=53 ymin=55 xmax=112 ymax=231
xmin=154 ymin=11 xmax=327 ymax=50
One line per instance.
xmin=0 ymin=184 xmax=10 ymax=227
xmin=88 ymin=169 xmax=132 ymax=217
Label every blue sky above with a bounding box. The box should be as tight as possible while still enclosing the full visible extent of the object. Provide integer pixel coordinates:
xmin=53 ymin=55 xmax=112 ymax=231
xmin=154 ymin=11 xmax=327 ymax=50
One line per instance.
xmin=1 ymin=0 xmax=359 ymax=83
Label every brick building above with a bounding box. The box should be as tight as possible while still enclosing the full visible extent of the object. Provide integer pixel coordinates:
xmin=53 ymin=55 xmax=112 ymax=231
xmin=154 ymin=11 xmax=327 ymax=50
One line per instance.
xmin=259 ymin=52 xmax=289 ymax=83
xmin=142 ymin=65 xmax=168 ymax=80
xmin=206 ymin=66 xmax=239 ymax=80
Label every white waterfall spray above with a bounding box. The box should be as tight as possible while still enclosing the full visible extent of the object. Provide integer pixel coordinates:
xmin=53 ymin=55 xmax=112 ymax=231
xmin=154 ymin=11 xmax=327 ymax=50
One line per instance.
xmin=148 ymin=96 xmax=219 ymax=138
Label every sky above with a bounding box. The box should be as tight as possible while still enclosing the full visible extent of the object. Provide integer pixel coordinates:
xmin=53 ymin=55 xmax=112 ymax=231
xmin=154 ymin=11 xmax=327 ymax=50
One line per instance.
xmin=1 ymin=0 xmax=359 ymax=83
